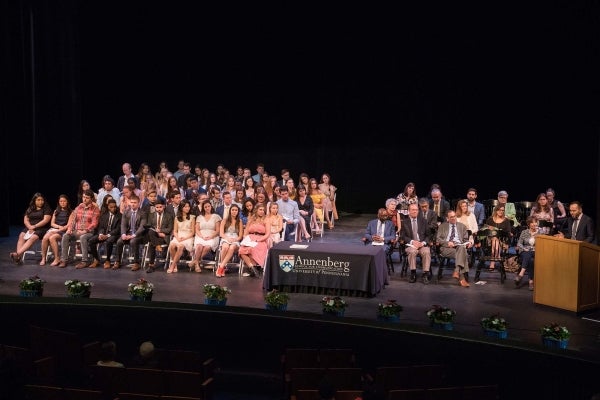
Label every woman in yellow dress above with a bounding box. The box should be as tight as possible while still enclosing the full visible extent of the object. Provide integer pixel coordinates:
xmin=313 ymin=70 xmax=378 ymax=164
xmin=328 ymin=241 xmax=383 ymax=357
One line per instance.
xmin=308 ymin=178 xmax=328 ymax=233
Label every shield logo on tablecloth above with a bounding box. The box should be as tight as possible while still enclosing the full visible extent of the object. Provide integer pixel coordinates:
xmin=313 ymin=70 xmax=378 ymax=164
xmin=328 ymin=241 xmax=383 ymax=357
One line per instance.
xmin=279 ymin=255 xmax=294 ymax=272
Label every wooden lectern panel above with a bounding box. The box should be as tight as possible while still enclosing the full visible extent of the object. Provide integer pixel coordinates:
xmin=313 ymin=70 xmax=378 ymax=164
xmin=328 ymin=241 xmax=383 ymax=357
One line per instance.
xmin=534 ymin=235 xmax=600 ymax=312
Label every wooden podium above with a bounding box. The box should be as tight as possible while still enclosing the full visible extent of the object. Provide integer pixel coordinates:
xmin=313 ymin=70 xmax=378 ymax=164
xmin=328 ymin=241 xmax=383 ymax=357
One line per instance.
xmin=534 ymin=235 xmax=600 ymax=313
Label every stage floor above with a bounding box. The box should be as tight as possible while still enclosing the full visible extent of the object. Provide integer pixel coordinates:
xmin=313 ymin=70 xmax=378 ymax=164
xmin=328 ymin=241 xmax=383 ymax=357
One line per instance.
xmin=1 ymin=213 xmax=599 ymax=360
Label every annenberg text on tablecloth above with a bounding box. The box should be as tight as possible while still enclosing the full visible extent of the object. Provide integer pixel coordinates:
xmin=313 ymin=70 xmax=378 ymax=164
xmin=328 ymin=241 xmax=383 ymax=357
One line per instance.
xmin=278 ymin=254 xmax=351 ymax=275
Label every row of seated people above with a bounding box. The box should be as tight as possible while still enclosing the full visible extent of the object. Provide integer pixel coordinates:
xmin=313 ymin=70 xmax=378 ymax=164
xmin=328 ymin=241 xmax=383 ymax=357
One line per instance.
xmin=365 ymin=192 xmax=594 ymax=289
xmin=9 ymin=186 xmax=312 ymax=278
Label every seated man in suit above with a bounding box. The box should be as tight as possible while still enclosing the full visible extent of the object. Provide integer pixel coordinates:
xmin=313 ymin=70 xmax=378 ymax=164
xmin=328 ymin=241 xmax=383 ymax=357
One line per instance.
xmin=114 ymin=194 xmax=147 ymax=271
xmin=429 ymin=188 xmax=450 ymax=225
xmin=145 ymin=198 xmax=174 ymax=272
xmin=400 ymin=203 xmax=432 ymax=284
xmin=555 ymin=200 xmax=596 ymax=244
xmin=436 ymin=210 xmax=473 ymax=287
xmin=362 ymin=208 xmax=396 ymax=255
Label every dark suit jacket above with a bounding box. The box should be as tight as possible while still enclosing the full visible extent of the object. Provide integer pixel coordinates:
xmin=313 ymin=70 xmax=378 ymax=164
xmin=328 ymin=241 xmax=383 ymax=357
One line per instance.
xmin=165 ymin=204 xmax=179 ymax=218
xmin=400 ymin=215 xmax=431 ymax=245
xmin=429 ymin=199 xmax=451 ymax=222
xmin=420 ymin=209 xmax=438 ymax=232
xmin=216 ymin=203 xmax=234 ymax=219
xmin=97 ymin=211 xmax=122 ymax=236
xmin=121 ymin=208 xmax=147 ymax=237
xmin=146 ymin=211 xmax=174 ymax=237
xmin=117 ymin=174 xmax=139 ymax=192
xmin=563 ymin=214 xmax=596 ymax=244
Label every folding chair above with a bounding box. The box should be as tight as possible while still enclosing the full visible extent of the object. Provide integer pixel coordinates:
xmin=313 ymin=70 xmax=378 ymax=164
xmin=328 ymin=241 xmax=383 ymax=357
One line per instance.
xmin=216 ymin=239 xmax=244 ymax=276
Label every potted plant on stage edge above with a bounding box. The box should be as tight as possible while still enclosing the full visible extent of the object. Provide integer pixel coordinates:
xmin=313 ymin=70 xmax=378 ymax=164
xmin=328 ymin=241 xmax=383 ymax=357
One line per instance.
xmin=426 ymin=304 xmax=456 ymax=330
xmin=377 ymin=300 xmax=403 ymax=322
xmin=65 ymin=279 xmax=93 ymax=298
xmin=128 ymin=278 xmax=154 ymax=301
xmin=320 ymin=296 xmax=348 ymax=317
xmin=19 ymin=276 xmax=45 ymax=297
xmin=480 ymin=313 xmax=508 ymax=339
xmin=203 ymin=283 xmax=231 ymax=306
xmin=540 ymin=323 xmax=571 ymax=349
xmin=264 ymin=289 xmax=290 ymax=311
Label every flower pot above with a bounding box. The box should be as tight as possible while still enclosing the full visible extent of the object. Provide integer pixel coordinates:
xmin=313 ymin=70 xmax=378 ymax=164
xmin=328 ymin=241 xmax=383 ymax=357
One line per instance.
xmin=430 ymin=321 xmax=454 ymax=331
xmin=204 ymin=298 xmax=227 ymax=306
xmin=68 ymin=292 xmax=91 ymax=298
xmin=130 ymin=294 xmax=153 ymax=302
xmin=542 ymin=337 xmax=569 ymax=349
xmin=377 ymin=314 xmax=400 ymax=323
xmin=20 ymin=289 xmax=43 ymax=297
xmin=323 ymin=309 xmax=345 ymax=317
xmin=265 ymin=304 xmax=288 ymax=311
xmin=483 ymin=328 xmax=508 ymax=339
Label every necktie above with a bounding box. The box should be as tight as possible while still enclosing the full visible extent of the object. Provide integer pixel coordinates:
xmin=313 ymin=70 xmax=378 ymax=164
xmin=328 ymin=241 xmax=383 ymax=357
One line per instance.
xmin=412 ymin=218 xmax=418 ymax=240
xmin=379 ymin=221 xmax=384 ymax=237
xmin=449 ymin=224 xmax=456 ymax=242
xmin=423 ymin=211 xmax=427 ymax=219
xmin=130 ymin=211 xmax=136 ymax=234
xmin=107 ymin=214 xmax=113 ymax=232
xmin=572 ymin=219 xmax=579 ymax=240
xmin=157 ymin=213 xmax=162 ymax=230
xmin=434 ymin=203 xmax=439 ymax=217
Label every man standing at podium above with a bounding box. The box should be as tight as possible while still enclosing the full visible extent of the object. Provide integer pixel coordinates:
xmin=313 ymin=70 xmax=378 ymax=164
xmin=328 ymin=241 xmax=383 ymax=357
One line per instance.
xmin=555 ymin=201 xmax=596 ymax=244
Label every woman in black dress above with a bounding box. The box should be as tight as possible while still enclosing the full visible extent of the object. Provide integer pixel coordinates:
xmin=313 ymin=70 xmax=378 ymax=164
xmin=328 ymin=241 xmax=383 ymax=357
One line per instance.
xmin=10 ymin=192 xmax=52 ymax=264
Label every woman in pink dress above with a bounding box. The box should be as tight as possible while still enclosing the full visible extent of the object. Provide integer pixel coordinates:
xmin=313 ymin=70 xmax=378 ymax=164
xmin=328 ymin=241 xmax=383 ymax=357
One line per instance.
xmin=239 ymin=203 xmax=270 ymax=277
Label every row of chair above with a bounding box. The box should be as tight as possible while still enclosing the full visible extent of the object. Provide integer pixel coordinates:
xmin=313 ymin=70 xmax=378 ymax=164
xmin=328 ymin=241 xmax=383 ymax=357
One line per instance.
xmin=23 ymin=383 xmax=212 ymax=400
xmin=87 ymin=364 xmax=214 ymax=399
xmin=293 ymin=385 xmax=499 ymax=400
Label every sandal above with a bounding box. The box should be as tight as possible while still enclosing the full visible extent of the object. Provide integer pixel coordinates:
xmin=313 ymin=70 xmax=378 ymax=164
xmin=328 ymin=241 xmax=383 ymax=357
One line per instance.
xmin=195 ymin=265 xmax=202 ymax=273
xmin=39 ymin=259 xmax=46 ymax=266
xmin=50 ymin=260 xmax=60 ymax=267
xmin=10 ymin=252 xmax=18 ymax=263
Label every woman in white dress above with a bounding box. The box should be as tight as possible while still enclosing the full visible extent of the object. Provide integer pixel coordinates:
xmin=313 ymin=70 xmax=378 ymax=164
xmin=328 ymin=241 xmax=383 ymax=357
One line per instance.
xmin=167 ymin=199 xmax=196 ymax=273
xmin=216 ymin=204 xmax=244 ymax=277
xmin=191 ymin=200 xmax=222 ymax=273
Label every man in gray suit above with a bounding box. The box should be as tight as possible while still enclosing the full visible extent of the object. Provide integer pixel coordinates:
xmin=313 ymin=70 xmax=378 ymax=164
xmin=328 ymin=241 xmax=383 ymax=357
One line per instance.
xmin=436 ymin=210 xmax=473 ymax=287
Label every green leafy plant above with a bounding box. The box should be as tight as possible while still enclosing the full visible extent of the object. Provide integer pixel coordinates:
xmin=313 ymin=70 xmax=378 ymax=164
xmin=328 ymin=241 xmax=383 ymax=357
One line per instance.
xmin=426 ymin=304 xmax=456 ymax=323
xmin=540 ymin=323 xmax=571 ymax=340
xmin=480 ymin=313 xmax=508 ymax=331
xmin=128 ymin=278 xmax=154 ymax=297
xmin=377 ymin=300 xmax=403 ymax=318
xmin=65 ymin=279 xmax=93 ymax=296
xmin=19 ymin=276 xmax=45 ymax=291
xmin=320 ymin=296 xmax=348 ymax=313
xmin=264 ymin=289 xmax=290 ymax=307
xmin=203 ymin=284 xmax=231 ymax=301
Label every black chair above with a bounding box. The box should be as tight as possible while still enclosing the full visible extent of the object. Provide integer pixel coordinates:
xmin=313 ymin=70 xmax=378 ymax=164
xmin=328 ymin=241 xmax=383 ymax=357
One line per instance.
xmin=474 ymin=228 xmax=510 ymax=283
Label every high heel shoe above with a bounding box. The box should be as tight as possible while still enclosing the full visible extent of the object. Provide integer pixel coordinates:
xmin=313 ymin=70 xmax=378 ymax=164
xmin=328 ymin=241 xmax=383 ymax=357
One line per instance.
xmin=216 ymin=266 xmax=225 ymax=277
xmin=39 ymin=259 xmax=46 ymax=266
xmin=167 ymin=262 xmax=175 ymax=273
xmin=195 ymin=264 xmax=202 ymax=273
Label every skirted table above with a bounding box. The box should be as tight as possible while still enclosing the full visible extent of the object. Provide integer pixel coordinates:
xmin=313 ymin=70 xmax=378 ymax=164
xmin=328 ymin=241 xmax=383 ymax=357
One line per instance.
xmin=264 ymin=242 xmax=388 ymax=297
